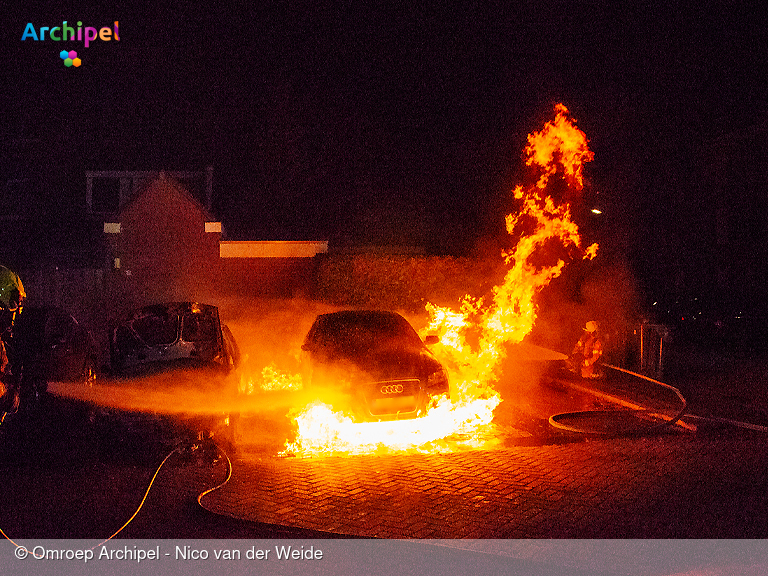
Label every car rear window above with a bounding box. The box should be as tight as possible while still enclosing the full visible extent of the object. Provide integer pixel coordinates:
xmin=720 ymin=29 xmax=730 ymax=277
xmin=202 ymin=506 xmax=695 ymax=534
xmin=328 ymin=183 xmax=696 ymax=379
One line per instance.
xmin=131 ymin=310 xmax=179 ymax=346
xmin=307 ymin=312 xmax=423 ymax=354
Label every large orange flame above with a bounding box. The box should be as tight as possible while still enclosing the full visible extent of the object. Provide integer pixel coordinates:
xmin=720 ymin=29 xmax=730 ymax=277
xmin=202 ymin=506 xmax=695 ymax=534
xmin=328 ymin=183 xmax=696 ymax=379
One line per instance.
xmin=280 ymin=104 xmax=597 ymax=457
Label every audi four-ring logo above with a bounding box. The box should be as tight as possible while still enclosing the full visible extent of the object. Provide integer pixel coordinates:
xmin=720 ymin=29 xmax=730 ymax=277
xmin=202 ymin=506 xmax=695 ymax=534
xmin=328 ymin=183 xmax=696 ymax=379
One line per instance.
xmin=380 ymin=384 xmax=404 ymax=394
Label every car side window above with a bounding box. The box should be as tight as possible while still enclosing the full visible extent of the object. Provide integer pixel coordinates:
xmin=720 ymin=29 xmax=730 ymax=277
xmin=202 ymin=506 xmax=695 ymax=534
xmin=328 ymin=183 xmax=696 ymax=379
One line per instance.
xmin=132 ymin=312 xmax=179 ymax=346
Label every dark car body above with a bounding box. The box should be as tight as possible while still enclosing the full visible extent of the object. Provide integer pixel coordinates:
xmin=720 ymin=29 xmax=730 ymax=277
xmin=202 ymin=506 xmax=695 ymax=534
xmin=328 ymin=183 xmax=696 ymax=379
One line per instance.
xmin=110 ymin=302 xmax=239 ymax=376
xmin=301 ymin=310 xmax=449 ymax=421
xmin=12 ymin=306 xmax=98 ymax=385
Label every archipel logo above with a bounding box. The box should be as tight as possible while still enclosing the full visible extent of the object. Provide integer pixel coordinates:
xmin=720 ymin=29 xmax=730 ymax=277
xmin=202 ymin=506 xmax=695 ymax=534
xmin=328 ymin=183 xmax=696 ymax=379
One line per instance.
xmin=60 ymin=50 xmax=81 ymax=67
xmin=21 ymin=21 xmax=120 ymax=68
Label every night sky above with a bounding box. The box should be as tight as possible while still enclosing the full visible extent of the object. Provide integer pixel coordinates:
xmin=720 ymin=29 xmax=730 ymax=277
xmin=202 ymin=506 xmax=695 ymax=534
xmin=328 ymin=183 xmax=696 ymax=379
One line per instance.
xmin=3 ymin=1 xmax=767 ymax=306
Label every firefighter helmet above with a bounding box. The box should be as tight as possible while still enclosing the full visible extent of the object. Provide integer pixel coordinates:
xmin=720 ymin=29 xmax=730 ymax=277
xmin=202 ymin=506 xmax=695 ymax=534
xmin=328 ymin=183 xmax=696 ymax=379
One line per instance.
xmin=0 ymin=266 xmax=25 ymax=312
xmin=585 ymin=320 xmax=599 ymax=333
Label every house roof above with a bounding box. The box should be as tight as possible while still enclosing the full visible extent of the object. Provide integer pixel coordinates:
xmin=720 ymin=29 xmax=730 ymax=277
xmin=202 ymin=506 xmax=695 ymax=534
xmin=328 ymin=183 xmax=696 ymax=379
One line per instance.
xmin=118 ymin=172 xmax=217 ymax=223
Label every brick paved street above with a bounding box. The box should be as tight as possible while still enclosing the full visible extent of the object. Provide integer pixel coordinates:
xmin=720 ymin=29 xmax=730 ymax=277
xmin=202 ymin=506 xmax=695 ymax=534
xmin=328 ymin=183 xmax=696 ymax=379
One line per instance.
xmin=201 ymin=426 xmax=768 ymax=538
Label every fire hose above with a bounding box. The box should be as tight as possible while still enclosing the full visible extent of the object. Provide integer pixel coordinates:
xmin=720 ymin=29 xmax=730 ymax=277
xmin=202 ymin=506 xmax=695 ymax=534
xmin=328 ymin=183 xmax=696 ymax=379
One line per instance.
xmin=548 ymin=363 xmax=768 ymax=435
xmin=0 ymin=440 xmax=233 ymax=554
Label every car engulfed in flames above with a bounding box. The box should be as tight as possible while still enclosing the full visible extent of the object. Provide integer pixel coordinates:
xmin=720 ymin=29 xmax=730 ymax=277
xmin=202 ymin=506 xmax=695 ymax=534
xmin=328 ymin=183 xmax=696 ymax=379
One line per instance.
xmin=270 ymin=103 xmax=600 ymax=458
xmin=300 ymin=310 xmax=450 ymax=421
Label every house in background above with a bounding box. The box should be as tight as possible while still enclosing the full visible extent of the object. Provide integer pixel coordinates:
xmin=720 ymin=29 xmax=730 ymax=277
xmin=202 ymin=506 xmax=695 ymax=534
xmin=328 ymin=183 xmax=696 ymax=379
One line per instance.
xmin=102 ymin=172 xmax=222 ymax=308
xmin=101 ymin=171 xmax=327 ymax=314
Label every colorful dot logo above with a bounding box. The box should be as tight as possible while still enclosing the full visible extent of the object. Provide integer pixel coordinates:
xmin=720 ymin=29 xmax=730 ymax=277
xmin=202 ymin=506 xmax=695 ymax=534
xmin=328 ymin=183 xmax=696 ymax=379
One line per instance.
xmin=59 ymin=49 xmax=81 ymax=67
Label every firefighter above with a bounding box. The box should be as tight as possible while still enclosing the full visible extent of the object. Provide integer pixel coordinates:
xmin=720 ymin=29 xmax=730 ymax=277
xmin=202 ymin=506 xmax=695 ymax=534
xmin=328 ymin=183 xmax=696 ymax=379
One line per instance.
xmin=0 ymin=265 xmax=26 ymax=422
xmin=570 ymin=320 xmax=603 ymax=378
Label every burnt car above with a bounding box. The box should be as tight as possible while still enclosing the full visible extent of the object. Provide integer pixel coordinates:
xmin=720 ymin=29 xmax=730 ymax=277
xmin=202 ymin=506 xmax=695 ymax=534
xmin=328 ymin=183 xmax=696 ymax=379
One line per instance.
xmin=301 ymin=310 xmax=450 ymax=421
xmin=93 ymin=302 xmax=240 ymax=457
xmin=110 ymin=302 xmax=239 ymax=376
xmin=12 ymin=306 xmax=99 ymax=386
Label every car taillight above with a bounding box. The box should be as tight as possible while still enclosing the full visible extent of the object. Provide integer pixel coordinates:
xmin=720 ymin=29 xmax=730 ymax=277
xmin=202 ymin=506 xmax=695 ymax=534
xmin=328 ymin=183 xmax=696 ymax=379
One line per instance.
xmin=426 ymin=368 xmax=448 ymax=391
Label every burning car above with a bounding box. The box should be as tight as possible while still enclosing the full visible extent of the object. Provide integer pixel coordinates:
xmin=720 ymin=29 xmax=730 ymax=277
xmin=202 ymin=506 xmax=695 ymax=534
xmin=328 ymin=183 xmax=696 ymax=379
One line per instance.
xmin=110 ymin=302 xmax=239 ymax=376
xmin=301 ymin=310 xmax=449 ymax=421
